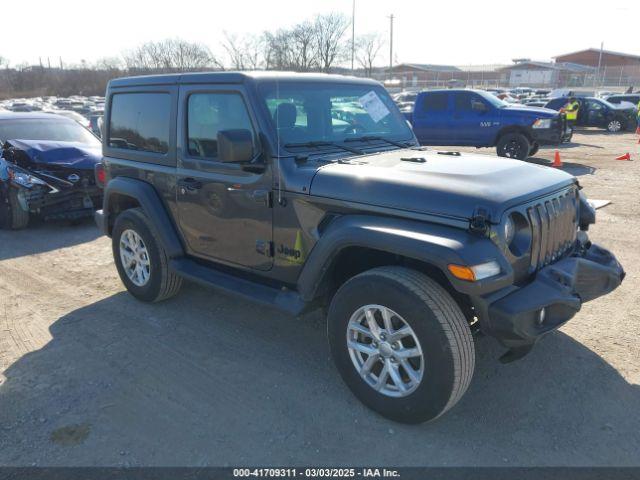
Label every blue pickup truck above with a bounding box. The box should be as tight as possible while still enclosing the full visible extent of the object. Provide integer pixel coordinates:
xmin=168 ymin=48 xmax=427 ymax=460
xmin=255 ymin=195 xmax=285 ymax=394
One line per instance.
xmin=404 ymin=89 xmax=569 ymax=160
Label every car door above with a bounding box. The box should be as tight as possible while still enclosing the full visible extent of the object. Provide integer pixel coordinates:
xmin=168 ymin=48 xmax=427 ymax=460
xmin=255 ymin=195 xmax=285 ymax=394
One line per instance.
xmin=176 ymin=85 xmax=273 ymax=271
xmin=583 ymin=99 xmax=607 ymax=127
xmin=412 ymin=92 xmax=450 ymax=145
xmin=452 ymin=92 xmax=496 ymax=145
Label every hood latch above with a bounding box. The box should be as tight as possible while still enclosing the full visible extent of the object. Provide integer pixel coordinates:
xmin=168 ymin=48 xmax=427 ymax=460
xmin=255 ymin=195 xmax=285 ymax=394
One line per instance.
xmin=470 ymin=207 xmax=491 ymax=236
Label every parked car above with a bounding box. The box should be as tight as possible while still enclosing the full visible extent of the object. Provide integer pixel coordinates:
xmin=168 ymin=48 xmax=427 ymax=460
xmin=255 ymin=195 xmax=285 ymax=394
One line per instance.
xmin=46 ymin=110 xmax=91 ymax=129
xmin=95 ymin=72 xmax=623 ymax=424
xmin=0 ymin=113 xmax=103 ymax=229
xmin=545 ymin=97 xmax=637 ymax=132
xmin=392 ymin=91 xmax=419 ymax=105
xmin=605 ymin=94 xmax=640 ymax=109
xmin=405 ymin=89 xmax=569 ymax=159
xmin=88 ymin=114 xmax=103 ymax=137
xmin=524 ymin=99 xmax=549 ymax=107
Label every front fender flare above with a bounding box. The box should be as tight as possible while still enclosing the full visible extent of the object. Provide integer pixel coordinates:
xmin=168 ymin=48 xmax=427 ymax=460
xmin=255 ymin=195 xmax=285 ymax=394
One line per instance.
xmin=101 ymin=177 xmax=184 ymax=259
xmin=297 ymin=215 xmax=513 ymax=301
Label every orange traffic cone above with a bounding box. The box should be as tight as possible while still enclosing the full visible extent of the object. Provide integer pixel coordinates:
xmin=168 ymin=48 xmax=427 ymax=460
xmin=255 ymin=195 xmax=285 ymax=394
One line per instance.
xmin=552 ymin=150 xmax=563 ymax=168
xmin=636 ymin=126 xmax=640 ymax=135
xmin=615 ymin=153 xmax=632 ymax=161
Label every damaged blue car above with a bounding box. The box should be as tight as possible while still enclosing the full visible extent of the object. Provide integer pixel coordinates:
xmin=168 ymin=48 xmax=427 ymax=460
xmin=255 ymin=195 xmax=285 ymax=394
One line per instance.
xmin=0 ymin=112 xmax=103 ymax=229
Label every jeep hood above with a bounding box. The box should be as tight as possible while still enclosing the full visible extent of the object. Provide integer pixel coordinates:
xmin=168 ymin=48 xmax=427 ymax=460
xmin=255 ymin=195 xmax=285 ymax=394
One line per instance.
xmin=309 ymin=149 xmax=575 ymax=222
xmin=2 ymin=139 xmax=101 ymax=170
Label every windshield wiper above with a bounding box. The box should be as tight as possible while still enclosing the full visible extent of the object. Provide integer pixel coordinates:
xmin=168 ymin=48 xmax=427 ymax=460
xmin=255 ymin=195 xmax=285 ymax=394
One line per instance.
xmin=344 ymin=135 xmax=412 ymax=149
xmin=283 ymin=141 xmax=364 ymax=155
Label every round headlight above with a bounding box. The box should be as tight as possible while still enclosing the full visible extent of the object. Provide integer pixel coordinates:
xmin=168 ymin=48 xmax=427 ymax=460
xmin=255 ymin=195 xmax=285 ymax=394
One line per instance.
xmin=504 ymin=216 xmax=515 ymax=245
xmin=504 ymin=212 xmax=531 ymax=256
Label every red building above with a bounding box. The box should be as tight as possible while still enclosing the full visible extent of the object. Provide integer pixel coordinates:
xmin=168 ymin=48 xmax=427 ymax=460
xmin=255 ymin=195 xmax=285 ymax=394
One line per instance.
xmin=553 ymin=49 xmax=640 ymax=68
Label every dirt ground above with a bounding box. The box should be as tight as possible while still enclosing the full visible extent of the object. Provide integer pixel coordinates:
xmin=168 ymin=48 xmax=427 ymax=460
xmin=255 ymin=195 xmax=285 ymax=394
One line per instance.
xmin=1 ymin=130 xmax=639 ymax=467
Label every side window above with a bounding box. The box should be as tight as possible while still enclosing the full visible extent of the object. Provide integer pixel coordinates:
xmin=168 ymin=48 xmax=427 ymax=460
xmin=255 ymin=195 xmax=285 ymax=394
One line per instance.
xmin=454 ymin=93 xmax=472 ymax=112
xmin=109 ymin=93 xmax=170 ymax=154
xmin=187 ymin=92 xmax=255 ymax=159
xmin=423 ymin=93 xmax=448 ymax=112
xmin=454 ymin=93 xmax=485 ymax=111
xmin=588 ymin=100 xmax=603 ymax=111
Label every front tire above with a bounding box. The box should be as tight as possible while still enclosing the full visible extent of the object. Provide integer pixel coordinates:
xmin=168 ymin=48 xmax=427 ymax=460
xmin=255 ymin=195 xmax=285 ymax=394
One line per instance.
xmin=528 ymin=142 xmax=540 ymax=157
xmin=327 ymin=266 xmax=475 ymax=424
xmin=496 ymin=133 xmax=530 ymax=160
xmin=112 ymin=208 xmax=182 ymax=302
xmin=8 ymin=189 xmax=29 ymax=230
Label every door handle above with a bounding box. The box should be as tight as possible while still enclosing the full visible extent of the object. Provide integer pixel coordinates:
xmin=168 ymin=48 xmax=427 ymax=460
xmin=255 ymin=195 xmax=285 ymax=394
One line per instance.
xmin=251 ymin=189 xmax=270 ymax=206
xmin=178 ymin=178 xmax=202 ymax=193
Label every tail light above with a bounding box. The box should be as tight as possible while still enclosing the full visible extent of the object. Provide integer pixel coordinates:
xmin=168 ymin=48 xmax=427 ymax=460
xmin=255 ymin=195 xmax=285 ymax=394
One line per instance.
xmin=95 ymin=162 xmax=106 ymax=188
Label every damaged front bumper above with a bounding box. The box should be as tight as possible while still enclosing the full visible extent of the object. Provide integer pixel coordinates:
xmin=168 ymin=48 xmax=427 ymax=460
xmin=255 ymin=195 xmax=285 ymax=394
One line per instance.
xmin=474 ymin=240 xmax=624 ymax=361
xmin=19 ymin=185 xmax=102 ymax=221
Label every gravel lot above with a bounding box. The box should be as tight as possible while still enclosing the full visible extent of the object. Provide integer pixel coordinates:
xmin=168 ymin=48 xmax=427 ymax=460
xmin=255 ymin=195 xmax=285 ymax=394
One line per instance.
xmin=1 ymin=130 xmax=639 ymax=467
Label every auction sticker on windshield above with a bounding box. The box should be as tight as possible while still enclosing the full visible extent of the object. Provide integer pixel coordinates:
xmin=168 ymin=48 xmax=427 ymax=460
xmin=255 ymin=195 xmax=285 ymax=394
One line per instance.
xmin=358 ymin=91 xmax=390 ymax=123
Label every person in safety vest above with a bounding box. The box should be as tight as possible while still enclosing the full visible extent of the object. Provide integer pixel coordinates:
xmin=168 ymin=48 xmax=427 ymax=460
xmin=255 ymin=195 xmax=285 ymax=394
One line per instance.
xmin=563 ymin=97 xmax=580 ymax=131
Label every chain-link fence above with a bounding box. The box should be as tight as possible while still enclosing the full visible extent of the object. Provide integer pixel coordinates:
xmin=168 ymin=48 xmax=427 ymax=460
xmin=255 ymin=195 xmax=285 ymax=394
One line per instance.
xmin=366 ymin=64 xmax=640 ymax=92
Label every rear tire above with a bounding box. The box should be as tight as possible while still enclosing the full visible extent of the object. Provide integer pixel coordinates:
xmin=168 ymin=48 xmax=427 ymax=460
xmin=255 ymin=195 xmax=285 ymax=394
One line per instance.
xmin=8 ymin=189 xmax=29 ymax=230
xmin=327 ymin=266 xmax=475 ymax=424
xmin=112 ymin=208 xmax=182 ymax=302
xmin=496 ymin=133 xmax=530 ymax=160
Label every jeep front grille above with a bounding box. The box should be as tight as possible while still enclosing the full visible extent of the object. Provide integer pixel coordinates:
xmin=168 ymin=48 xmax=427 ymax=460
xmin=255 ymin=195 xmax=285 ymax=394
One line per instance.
xmin=527 ymin=189 xmax=578 ymax=270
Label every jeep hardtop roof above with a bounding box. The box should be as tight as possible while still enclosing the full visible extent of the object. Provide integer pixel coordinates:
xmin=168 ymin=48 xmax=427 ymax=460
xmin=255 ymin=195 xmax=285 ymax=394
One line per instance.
xmin=108 ymin=71 xmax=381 ymax=88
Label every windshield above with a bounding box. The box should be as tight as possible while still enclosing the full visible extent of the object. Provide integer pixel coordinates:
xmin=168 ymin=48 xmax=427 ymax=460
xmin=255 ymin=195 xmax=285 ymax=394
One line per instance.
xmin=0 ymin=119 xmax=100 ymax=146
xmin=258 ymin=82 xmax=414 ymax=149
xmin=477 ymin=90 xmax=508 ymax=108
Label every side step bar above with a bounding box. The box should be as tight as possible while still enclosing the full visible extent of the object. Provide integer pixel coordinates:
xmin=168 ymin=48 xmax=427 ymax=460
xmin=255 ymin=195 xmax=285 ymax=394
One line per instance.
xmin=169 ymin=258 xmax=308 ymax=316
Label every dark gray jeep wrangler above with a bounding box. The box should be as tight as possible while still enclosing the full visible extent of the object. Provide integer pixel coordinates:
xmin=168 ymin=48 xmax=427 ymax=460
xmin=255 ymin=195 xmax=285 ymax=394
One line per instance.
xmin=95 ymin=72 xmax=624 ymax=424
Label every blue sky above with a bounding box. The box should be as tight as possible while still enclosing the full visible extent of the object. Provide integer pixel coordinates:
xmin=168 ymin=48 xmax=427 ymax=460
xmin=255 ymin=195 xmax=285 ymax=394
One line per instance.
xmin=2 ymin=0 xmax=637 ymax=67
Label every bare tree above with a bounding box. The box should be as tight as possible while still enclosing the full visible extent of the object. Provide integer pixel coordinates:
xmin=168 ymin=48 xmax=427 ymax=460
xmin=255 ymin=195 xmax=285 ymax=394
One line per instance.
xmin=123 ymin=38 xmax=222 ymax=73
xmin=313 ymin=13 xmax=350 ymax=72
xmin=222 ymin=33 xmax=264 ymax=70
xmin=262 ymin=30 xmax=294 ymax=70
xmin=222 ymin=33 xmax=246 ymax=70
xmin=290 ymin=21 xmax=317 ymax=71
xmin=94 ymin=57 xmax=123 ymax=71
xmin=355 ymin=34 xmax=385 ymax=77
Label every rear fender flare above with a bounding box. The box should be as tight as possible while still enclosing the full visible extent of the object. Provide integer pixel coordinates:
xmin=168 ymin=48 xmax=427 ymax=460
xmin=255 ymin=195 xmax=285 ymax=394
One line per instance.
xmin=102 ymin=177 xmax=184 ymax=258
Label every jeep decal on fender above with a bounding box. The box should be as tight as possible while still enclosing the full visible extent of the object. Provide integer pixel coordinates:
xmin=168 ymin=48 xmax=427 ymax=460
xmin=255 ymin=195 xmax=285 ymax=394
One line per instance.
xmin=278 ymin=230 xmax=306 ymax=264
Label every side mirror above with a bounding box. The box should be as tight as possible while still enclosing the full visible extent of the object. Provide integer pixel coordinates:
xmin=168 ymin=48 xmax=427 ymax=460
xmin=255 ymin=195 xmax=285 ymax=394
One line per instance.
xmin=217 ymin=129 xmax=254 ymax=163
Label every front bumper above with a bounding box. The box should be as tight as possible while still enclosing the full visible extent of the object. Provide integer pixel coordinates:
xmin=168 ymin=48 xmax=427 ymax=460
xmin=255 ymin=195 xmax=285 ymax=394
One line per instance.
xmin=530 ymin=118 xmax=568 ymax=145
xmin=475 ymin=242 xmax=624 ymax=355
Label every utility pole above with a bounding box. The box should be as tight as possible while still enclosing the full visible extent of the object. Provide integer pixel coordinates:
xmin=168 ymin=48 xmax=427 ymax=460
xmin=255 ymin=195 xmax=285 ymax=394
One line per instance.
xmin=596 ymin=41 xmax=604 ymax=87
xmin=388 ymin=14 xmax=394 ymax=74
xmin=351 ymin=0 xmax=355 ymax=73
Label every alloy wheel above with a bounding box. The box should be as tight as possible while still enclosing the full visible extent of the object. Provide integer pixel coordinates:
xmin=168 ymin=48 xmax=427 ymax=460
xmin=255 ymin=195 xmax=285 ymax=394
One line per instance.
xmin=119 ymin=229 xmax=151 ymax=287
xmin=346 ymin=304 xmax=424 ymax=398
xmin=608 ymin=120 xmax=622 ymax=132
